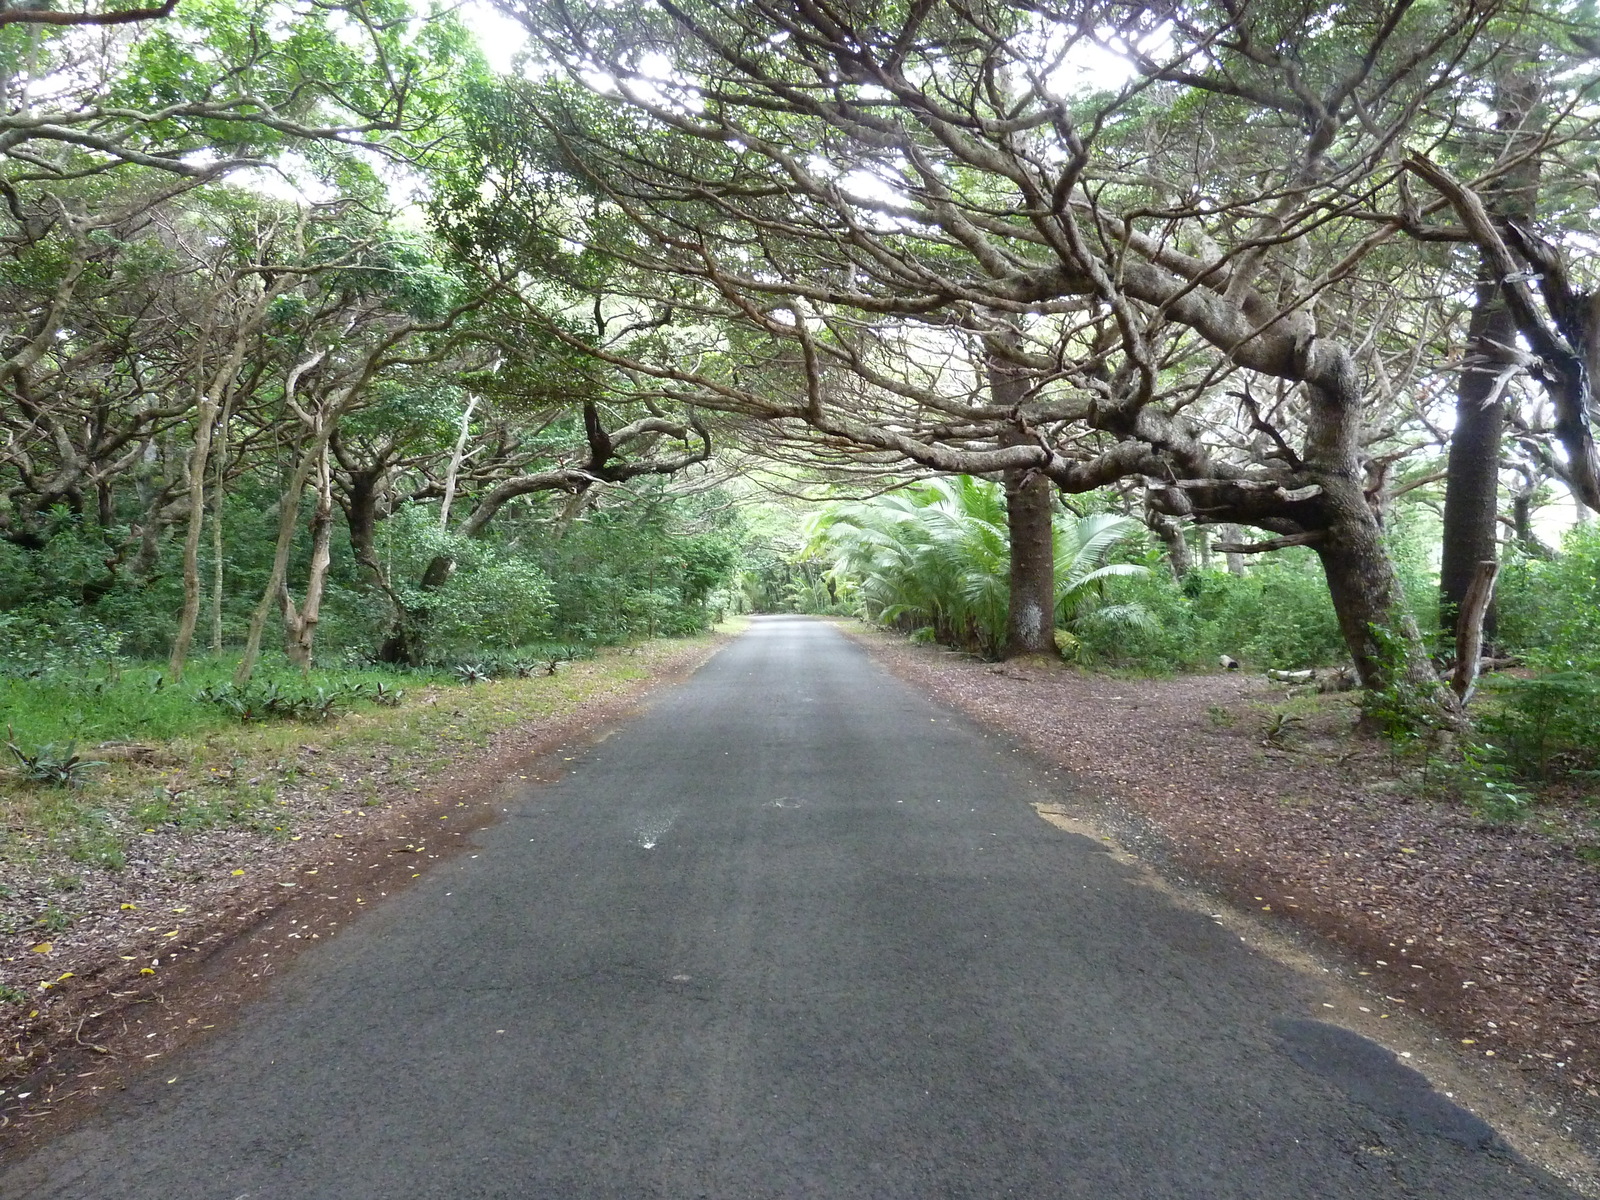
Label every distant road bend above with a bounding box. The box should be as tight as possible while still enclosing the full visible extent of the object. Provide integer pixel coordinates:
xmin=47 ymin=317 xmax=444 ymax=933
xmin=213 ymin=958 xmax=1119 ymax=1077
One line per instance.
xmin=0 ymin=615 xmax=1582 ymax=1198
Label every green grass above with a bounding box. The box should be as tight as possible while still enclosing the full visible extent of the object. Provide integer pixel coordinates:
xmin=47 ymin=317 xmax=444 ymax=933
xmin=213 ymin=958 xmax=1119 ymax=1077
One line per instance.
xmin=0 ymin=630 xmax=732 ymax=901
xmin=0 ymin=656 xmax=450 ymax=747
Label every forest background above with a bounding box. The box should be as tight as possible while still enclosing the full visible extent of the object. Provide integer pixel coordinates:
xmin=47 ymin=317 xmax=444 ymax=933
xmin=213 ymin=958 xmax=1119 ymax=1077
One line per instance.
xmin=1 ymin=0 xmax=1599 ymax=802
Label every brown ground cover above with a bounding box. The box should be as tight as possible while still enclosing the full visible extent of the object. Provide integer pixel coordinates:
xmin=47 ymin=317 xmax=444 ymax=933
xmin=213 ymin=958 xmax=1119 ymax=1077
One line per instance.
xmin=843 ymin=623 xmax=1600 ymax=1138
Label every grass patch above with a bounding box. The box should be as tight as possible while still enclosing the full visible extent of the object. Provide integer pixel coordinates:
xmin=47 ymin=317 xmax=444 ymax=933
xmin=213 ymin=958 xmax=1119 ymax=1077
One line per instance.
xmin=0 ymin=630 xmax=729 ymax=901
xmin=0 ymin=656 xmax=452 ymax=747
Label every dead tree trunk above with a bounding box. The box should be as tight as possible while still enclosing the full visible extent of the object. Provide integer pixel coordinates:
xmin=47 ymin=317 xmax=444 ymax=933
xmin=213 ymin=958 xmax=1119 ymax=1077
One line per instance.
xmin=1451 ymin=560 xmax=1500 ymax=705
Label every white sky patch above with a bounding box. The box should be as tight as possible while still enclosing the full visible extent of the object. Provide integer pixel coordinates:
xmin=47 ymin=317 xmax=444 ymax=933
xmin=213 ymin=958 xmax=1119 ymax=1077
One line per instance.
xmin=840 ymin=167 xmax=904 ymax=206
xmin=462 ymin=1 xmax=531 ymax=75
xmin=1049 ymin=40 xmax=1142 ymax=94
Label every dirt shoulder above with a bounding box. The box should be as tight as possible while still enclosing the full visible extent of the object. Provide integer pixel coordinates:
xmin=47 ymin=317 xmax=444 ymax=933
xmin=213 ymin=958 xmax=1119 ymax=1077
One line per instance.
xmin=0 ymin=627 xmax=737 ymax=1152
xmin=840 ymin=622 xmax=1600 ymax=1157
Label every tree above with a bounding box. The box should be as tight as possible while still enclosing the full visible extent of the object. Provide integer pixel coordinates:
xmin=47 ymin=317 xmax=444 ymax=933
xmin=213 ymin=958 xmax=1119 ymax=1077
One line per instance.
xmin=812 ymin=477 xmax=1148 ymax=659
xmin=480 ymin=0 xmax=1527 ymax=696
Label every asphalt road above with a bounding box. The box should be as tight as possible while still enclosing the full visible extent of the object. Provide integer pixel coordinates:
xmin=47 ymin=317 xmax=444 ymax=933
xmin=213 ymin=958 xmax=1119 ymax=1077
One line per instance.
xmin=0 ymin=616 xmax=1582 ymax=1198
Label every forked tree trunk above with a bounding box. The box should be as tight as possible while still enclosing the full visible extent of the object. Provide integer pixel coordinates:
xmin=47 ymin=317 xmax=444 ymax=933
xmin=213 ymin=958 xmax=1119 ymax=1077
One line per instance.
xmin=235 ymin=434 xmax=325 ymax=686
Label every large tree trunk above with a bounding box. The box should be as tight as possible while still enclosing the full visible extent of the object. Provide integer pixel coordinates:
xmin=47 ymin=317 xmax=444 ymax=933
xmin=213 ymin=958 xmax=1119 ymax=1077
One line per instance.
xmin=990 ymin=340 xmax=1056 ymax=659
xmin=1440 ymin=276 xmax=1512 ymax=641
xmin=1440 ymin=64 xmax=1542 ymax=639
xmin=1298 ymin=350 xmax=1443 ymax=700
xmin=1002 ymin=456 xmax=1056 ymax=658
xmin=1313 ymin=481 xmax=1437 ymax=694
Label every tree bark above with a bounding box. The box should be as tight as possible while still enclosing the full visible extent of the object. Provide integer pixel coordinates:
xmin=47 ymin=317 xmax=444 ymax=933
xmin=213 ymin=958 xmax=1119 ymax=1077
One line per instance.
xmin=1451 ymin=560 xmax=1500 ymax=705
xmin=1440 ymin=276 xmax=1512 ymax=641
xmin=1215 ymin=524 xmax=1247 ymax=576
xmin=282 ymin=441 xmax=334 ymax=672
xmin=1312 ymin=482 xmax=1437 ymax=694
xmin=1148 ymin=512 xmax=1191 ymax=580
xmin=234 ymin=436 xmax=323 ymax=685
xmin=166 ymin=392 xmax=219 ymax=680
xmin=208 ymin=399 xmax=229 ymax=654
xmin=991 ymin=342 xmax=1056 ymax=660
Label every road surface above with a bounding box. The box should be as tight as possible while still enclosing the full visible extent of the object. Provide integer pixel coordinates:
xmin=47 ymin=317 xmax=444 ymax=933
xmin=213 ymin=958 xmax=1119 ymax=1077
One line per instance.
xmin=0 ymin=616 xmax=1581 ymax=1197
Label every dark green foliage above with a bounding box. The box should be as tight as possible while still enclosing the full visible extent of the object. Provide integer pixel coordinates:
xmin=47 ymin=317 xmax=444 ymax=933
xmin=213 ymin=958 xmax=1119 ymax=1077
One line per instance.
xmin=1478 ymin=673 xmax=1600 ymax=783
xmin=194 ymin=681 xmax=359 ymax=724
xmin=532 ymin=485 xmax=742 ymax=643
xmin=1071 ymin=550 xmax=1348 ymax=672
xmin=1485 ymin=525 xmax=1600 ymax=790
xmin=1498 ymin=524 xmax=1600 ymax=667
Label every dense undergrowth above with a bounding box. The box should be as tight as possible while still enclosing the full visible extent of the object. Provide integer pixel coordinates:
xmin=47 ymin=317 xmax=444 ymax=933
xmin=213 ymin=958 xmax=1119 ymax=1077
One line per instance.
xmin=786 ymin=479 xmax=1600 ymax=808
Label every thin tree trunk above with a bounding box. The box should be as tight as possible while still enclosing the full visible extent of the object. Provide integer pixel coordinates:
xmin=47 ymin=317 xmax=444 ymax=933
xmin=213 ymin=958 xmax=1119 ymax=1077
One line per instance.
xmin=282 ymin=442 xmax=335 ymax=672
xmin=209 ymin=395 xmax=232 ymax=653
xmin=167 ymin=394 xmax=220 ymax=681
xmin=1451 ymin=560 xmax=1500 ymax=705
xmin=437 ymin=395 xmax=478 ymax=531
xmin=235 ymin=434 xmax=323 ymax=686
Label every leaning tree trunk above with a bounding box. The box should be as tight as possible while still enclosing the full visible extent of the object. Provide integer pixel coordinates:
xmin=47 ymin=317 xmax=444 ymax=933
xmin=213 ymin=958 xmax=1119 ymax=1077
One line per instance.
xmin=1299 ymin=357 xmax=1444 ymax=701
xmin=1312 ymin=480 xmax=1439 ymax=695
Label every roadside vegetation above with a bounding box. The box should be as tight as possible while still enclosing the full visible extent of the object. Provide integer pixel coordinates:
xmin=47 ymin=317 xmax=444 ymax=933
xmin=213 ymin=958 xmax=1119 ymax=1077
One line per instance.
xmin=782 ymin=482 xmax=1600 ymax=822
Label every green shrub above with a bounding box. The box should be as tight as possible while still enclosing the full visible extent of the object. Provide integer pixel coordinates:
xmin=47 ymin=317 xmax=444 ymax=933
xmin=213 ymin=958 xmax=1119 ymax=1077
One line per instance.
xmin=1477 ymin=672 xmax=1600 ymax=783
xmin=1072 ymin=550 xmax=1347 ymax=671
xmin=1498 ymin=524 xmax=1600 ymax=666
